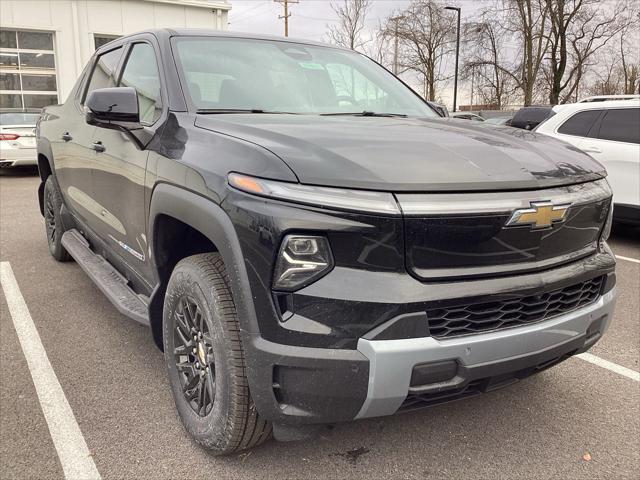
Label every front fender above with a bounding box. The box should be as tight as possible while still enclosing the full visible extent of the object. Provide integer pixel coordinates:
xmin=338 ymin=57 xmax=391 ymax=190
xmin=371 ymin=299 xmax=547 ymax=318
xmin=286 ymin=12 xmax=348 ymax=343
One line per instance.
xmin=148 ymin=183 xmax=261 ymax=340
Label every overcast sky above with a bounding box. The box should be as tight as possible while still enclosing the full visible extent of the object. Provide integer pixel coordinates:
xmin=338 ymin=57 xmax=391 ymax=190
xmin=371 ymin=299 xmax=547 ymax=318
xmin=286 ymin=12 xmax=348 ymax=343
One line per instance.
xmin=227 ymin=0 xmax=489 ymax=107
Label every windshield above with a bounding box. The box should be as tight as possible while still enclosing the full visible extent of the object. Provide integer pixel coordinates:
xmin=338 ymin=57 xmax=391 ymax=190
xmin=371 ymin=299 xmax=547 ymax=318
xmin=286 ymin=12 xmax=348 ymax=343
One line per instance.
xmin=172 ymin=37 xmax=437 ymax=117
xmin=0 ymin=112 xmax=40 ymax=125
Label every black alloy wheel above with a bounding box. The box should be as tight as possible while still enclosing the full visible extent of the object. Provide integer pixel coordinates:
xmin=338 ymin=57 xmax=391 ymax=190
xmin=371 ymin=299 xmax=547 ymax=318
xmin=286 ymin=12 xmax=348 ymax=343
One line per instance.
xmin=43 ymin=176 xmax=71 ymax=262
xmin=173 ymin=296 xmax=216 ymax=417
xmin=44 ymin=186 xmax=57 ymax=246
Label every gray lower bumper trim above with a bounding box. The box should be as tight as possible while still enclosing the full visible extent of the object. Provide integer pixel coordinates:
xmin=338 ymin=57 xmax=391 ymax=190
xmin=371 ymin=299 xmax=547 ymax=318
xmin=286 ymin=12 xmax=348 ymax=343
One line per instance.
xmin=355 ymin=289 xmax=617 ymax=419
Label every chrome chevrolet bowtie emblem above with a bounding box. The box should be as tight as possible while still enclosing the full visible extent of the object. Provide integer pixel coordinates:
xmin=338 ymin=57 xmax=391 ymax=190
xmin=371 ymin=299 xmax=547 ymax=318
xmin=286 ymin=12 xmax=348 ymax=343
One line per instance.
xmin=506 ymin=202 xmax=571 ymax=229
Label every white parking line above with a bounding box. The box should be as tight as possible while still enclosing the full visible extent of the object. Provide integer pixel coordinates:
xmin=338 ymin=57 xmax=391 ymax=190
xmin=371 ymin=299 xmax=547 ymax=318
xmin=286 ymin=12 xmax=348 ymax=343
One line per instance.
xmin=615 ymin=255 xmax=640 ymax=264
xmin=0 ymin=262 xmax=101 ymax=480
xmin=576 ymin=352 xmax=640 ymax=382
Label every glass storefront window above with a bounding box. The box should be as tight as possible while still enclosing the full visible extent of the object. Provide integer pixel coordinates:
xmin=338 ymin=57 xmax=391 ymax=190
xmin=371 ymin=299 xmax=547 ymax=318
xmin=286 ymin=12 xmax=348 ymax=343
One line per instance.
xmin=18 ymin=52 xmax=55 ymax=70
xmin=17 ymin=31 xmax=54 ymax=50
xmin=0 ymin=94 xmax=23 ymax=109
xmin=0 ymin=52 xmax=19 ymax=69
xmin=94 ymin=34 xmax=120 ymax=50
xmin=0 ymin=30 xmax=58 ymax=110
xmin=0 ymin=30 xmax=17 ymax=49
xmin=0 ymin=73 xmax=21 ymax=90
xmin=21 ymin=74 xmax=57 ymax=91
xmin=23 ymin=94 xmax=58 ymax=108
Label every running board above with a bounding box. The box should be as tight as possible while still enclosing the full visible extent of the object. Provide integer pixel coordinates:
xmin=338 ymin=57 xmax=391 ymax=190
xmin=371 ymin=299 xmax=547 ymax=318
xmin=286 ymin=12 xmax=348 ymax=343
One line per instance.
xmin=61 ymin=229 xmax=150 ymax=326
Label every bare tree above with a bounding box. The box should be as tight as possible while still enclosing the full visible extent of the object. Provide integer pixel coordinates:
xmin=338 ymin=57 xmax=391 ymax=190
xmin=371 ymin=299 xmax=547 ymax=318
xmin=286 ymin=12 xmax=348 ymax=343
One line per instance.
xmin=383 ymin=0 xmax=455 ymax=101
xmin=545 ymin=0 xmax=624 ymax=104
xmin=326 ymin=0 xmax=372 ymax=52
xmin=463 ymin=17 xmax=516 ymax=109
xmin=584 ymin=45 xmax=624 ymax=96
xmin=463 ymin=0 xmax=549 ymax=106
xmin=619 ymin=1 xmax=640 ymax=94
xmin=364 ymin=23 xmax=396 ymax=71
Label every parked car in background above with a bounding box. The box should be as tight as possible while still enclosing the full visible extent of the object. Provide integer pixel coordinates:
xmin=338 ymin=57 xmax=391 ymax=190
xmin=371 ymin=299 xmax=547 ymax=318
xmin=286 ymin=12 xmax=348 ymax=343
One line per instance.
xmin=535 ymin=99 xmax=640 ymax=224
xmin=484 ymin=116 xmax=512 ymax=126
xmin=510 ymin=106 xmax=555 ymax=130
xmin=450 ymin=111 xmax=485 ymax=121
xmin=0 ymin=109 xmax=41 ymax=169
xmin=578 ymin=94 xmax=640 ymax=103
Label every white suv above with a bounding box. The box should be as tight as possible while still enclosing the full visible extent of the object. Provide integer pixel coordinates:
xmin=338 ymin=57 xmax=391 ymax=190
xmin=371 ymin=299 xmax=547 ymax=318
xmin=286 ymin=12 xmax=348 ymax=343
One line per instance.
xmin=535 ymin=100 xmax=640 ymax=224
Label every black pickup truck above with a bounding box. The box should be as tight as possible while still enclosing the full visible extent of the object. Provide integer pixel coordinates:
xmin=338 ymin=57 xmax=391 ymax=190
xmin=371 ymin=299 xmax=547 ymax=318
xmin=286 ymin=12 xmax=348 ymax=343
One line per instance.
xmin=37 ymin=29 xmax=617 ymax=454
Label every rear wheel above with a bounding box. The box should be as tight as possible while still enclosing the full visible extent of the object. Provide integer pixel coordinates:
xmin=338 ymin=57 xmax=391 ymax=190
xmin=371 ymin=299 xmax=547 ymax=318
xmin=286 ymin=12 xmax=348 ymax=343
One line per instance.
xmin=163 ymin=253 xmax=271 ymax=454
xmin=43 ymin=176 xmax=71 ymax=262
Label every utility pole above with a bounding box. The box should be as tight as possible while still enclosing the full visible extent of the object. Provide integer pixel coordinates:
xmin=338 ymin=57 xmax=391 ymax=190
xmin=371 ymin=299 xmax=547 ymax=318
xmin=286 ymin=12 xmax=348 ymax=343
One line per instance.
xmin=274 ymin=0 xmax=299 ymax=37
xmin=390 ymin=16 xmax=404 ymax=75
xmin=445 ymin=6 xmax=461 ymax=112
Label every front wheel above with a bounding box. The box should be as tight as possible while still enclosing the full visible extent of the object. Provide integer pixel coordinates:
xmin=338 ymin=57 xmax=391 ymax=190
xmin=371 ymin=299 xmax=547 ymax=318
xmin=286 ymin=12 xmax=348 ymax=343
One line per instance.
xmin=43 ymin=176 xmax=71 ymax=262
xmin=163 ymin=253 xmax=271 ymax=454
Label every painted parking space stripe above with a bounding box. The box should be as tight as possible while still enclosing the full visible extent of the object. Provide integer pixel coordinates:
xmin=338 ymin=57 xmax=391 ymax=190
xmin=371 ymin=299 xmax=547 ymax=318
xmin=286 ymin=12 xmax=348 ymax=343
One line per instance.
xmin=0 ymin=262 xmax=101 ymax=480
xmin=615 ymin=255 xmax=640 ymax=264
xmin=575 ymin=352 xmax=640 ymax=382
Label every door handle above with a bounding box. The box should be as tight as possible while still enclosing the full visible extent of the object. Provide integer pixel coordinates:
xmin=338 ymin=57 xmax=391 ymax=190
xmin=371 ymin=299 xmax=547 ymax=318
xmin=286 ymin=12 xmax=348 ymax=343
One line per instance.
xmin=91 ymin=141 xmax=105 ymax=153
xmin=582 ymin=146 xmax=602 ymax=154
xmin=61 ymin=132 xmax=72 ymax=142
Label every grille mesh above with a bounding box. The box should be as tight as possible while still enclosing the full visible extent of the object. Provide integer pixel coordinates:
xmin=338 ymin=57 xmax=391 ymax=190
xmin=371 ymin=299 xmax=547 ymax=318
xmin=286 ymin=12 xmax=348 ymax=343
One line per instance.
xmin=427 ymin=276 xmax=604 ymax=339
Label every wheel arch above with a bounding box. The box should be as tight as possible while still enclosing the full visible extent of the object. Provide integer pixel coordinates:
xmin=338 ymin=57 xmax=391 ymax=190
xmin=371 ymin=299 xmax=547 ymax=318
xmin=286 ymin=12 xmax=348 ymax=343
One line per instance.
xmin=36 ymin=138 xmax=55 ymax=216
xmin=148 ymin=183 xmax=260 ymax=349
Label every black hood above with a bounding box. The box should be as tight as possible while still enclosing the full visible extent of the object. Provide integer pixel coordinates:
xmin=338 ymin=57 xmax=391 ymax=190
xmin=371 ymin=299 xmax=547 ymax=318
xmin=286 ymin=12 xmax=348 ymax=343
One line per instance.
xmin=195 ymin=115 xmax=606 ymax=191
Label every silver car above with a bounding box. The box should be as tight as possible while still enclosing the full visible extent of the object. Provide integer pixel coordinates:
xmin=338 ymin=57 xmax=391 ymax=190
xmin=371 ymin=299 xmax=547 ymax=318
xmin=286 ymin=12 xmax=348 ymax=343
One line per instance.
xmin=0 ymin=110 xmax=41 ymax=168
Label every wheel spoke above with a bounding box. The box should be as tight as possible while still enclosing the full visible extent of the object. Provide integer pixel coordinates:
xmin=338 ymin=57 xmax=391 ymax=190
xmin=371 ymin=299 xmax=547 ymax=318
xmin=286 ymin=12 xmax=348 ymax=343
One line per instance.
xmin=175 ymin=312 xmax=190 ymax=337
xmin=195 ymin=306 xmax=204 ymax=333
xmin=175 ymin=357 xmax=193 ymax=371
xmin=174 ymin=325 xmax=192 ymax=351
xmin=173 ymin=343 xmax=191 ymax=355
xmin=184 ymin=299 xmax=196 ymax=328
xmin=183 ymin=374 xmax=199 ymax=394
xmin=205 ymin=370 xmax=215 ymax=405
xmin=196 ymin=379 xmax=206 ymax=414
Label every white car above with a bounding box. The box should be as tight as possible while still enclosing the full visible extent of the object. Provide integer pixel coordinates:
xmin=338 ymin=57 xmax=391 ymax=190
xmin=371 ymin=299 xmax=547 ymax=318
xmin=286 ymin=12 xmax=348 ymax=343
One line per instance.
xmin=535 ymin=100 xmax=640 ymax=224
xmin=0 ymin=110 xmax=41 ymax=169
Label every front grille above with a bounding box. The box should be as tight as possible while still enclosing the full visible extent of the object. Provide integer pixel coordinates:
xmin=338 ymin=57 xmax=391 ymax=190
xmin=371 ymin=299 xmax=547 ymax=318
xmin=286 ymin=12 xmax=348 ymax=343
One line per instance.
xmin=427 ymin=276 xmax=604 ymax=339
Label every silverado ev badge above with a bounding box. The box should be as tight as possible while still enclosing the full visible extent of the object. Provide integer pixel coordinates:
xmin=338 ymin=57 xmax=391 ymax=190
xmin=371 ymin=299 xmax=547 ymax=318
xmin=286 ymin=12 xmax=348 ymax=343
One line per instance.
xmin=506 ymin=202 xmax=571 ymax=229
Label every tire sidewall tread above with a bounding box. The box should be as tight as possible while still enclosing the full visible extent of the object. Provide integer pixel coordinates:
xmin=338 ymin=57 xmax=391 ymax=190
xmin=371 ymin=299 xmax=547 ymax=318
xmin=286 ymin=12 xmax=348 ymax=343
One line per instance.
xmin=163 ymin=252 xmax=271 ymax=454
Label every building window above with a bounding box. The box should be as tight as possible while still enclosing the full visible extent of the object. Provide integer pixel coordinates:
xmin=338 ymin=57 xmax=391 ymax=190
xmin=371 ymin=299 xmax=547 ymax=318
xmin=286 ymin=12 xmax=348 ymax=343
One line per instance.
xmin=94 ymin=34 xmax=121 ymax=51
xmin=0 ymin=29 xmax=58 ymax=109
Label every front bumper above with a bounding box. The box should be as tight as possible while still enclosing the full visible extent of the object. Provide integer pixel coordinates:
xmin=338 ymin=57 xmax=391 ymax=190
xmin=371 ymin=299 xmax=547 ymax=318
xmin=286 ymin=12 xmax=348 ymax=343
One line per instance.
xmin=356 ymin=287 xmax=617 ymax=419
xmin=248 ymin=287 xmax=617 ymax=425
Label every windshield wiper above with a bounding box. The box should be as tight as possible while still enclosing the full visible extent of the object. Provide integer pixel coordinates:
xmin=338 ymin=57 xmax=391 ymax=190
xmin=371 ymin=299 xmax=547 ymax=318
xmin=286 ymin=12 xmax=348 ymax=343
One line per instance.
xmin=195 ymin=108 xmax=297 ymax=114
xmin=320 ymin=111 xmax=408 ymax=118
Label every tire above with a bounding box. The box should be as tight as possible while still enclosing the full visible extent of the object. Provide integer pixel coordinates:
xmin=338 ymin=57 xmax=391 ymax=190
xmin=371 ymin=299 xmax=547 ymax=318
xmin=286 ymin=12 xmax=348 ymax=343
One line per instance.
xmin=163 ymin=252 xmax=271 ymax=455
xmin=43 ymin=176 xmax=71 ymax=262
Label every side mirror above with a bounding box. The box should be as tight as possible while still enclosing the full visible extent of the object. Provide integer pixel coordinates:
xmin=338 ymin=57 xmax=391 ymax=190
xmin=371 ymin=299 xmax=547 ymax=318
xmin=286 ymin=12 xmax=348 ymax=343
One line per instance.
xmin=85 ymin=87 xmax=142 ymax=131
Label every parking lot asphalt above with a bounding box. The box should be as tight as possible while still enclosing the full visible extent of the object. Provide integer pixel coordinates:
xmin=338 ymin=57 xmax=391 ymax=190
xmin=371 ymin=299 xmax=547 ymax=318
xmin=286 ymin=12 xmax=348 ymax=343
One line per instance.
xmin=1 ymin=169 xmax=638 ymax=480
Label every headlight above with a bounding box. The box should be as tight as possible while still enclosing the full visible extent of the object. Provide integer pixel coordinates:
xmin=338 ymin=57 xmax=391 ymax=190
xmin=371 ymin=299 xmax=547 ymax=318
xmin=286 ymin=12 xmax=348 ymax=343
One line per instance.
xmin=599 ymin=201 xmax=614 ymax=249
xmin=228 ymin=172 xmax=400 ymax=215
xmin=273 ymin=235 xmax=334 ymax=291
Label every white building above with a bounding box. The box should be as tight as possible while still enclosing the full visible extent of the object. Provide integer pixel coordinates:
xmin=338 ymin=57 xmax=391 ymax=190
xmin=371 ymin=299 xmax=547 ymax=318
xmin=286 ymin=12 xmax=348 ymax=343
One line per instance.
xmin=0 ymin=0 xmax=230 ymax=109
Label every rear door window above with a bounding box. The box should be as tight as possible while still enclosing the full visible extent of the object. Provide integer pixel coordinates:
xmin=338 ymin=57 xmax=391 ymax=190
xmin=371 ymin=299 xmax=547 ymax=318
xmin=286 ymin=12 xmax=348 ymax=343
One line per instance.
xmin=557 ymin=110 xmax=602 ymax=137
xmin=597 ymin=108 xmax=640 ymax=144
xmin=84 ymin=47 xmax=123 ymax=103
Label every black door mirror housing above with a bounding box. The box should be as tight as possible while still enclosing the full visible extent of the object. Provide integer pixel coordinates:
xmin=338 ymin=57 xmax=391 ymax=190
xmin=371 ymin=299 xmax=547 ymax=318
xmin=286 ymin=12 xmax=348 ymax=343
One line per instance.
xmin=85 ymin=87 xmax=142 ymax=131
